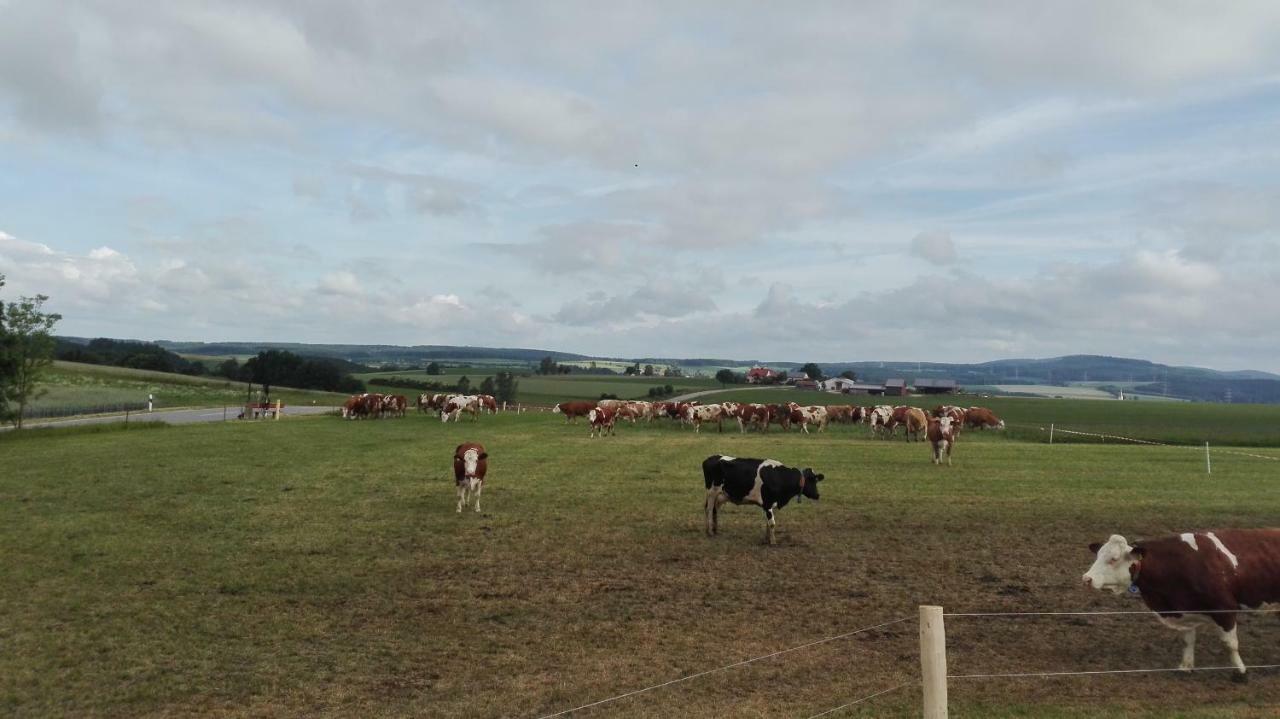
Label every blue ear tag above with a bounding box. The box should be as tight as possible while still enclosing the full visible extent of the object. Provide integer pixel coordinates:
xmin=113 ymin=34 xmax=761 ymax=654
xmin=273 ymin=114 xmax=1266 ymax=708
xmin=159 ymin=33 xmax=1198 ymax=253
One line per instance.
xmin=1127 ymin=584 xmax=1141 ymax=596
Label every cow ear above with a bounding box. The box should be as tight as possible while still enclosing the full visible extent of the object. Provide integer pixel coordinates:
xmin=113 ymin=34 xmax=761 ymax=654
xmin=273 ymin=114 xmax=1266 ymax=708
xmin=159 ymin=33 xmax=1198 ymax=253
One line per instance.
xmin=1088 ymin=542 xmax=1102 ymax=554
xmin=1129 ymin=546 xmax=1146 ymax=559
xmin=478 ymin=452 xmax=488 ymax=460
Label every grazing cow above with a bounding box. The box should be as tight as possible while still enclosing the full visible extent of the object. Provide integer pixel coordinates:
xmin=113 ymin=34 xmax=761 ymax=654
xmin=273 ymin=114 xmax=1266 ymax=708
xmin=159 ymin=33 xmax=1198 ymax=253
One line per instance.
xmin=766 ymin=404 xmax=792 ymax=431
xmin=670 ymin=401 xmax=700 ymax=425
xmin=868 ymin=405 xmax=894 ymax=438
xmin=1083 ymin=530 xmax=1280 ymax=680
xmin=478 ymin=394 xmax=498 ymax=414
xmin=341 ymin=394 xmax=363 ymax=419
xmin=788 ymin=405 xmax=829 ymax=434
xmin=381 ymin=394 xmax=408 ymax=418
xmin=826 ymin=405 xmax=857 ymax=424
xmin=686 ymin=404 xmax=726 ymax=433
xmin=441 ymin=395 xmax=480 ymax=422
xmin=965 ymin=406 xmax=1005 ymax=430
xmin=616 ymin=401 xmax=649 ymax=423
xmin=597 ymin=399 xmax=624 ymax=413
xmin=926 ymin=416 xmax=957 ymax=465
xmin=417 ymin=393 xmax=433 ymax=414
xmin=904 ymin=407 xmax=929 ymax=442
xmin=736 ymin=404 xmax=772 ymax=433
xmin=552 ymin=400 xmax=596 ymax=423
xmin=702 ymin=455 xmax=824 ymax=545
xmin=453 ymin=442 xmax=489 ymax=513
xmin=588 ymin=407 xmax=616 ymax=437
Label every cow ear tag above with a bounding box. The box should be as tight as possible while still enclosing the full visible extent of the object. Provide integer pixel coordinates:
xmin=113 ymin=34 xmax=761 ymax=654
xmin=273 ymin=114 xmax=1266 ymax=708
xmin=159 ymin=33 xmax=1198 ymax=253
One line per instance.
xmin=1127 ymin=584 xmax=1141 ymax=596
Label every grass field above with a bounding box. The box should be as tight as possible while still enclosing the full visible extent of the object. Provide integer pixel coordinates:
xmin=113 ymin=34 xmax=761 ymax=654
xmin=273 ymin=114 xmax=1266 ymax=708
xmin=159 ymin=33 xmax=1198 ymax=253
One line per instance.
xmin=4 ymin=412 xmax=1280 ymax=717
xmin=26 ymin=362 xmax=354 ymax=419
xmin=682 ymin=388 xmax=1280 ymax=446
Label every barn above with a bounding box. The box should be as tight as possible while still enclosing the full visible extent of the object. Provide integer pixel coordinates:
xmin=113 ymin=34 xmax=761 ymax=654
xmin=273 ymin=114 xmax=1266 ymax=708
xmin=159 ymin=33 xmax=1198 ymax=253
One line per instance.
xmin=913 ymin=378 xmax=959 ymax=395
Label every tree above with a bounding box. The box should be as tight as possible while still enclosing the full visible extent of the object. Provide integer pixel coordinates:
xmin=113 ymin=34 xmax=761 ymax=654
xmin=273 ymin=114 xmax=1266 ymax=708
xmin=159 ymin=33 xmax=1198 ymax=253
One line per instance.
xmin=494 ymin=371 xmax=519 ymax=404
xmin=479 ymin=376 xmax=496 ymax=396
xmin=624 ymin=365 xmax=638 ymax=376
xmin=800 ymin=363 xmax=825 ymax=381
xmin=456 ymin=375 xmax=471 ymax=393
xmin=426 ymin=361 xmax=441 ymax=375
xmin=643 ymin=364 xmax=655 ymax=376
xmin=0 ymin=284 xmax=63 ymax=428
xmin=243 ymin=350 xmax=297 ymax=400
xmin=715 ymin=369 xmax=736 ymax=387
xmin=839 ymin=370 xmax=858 ymax=381
xmin=217 ymin=358 xmax=241 ymax=379
xmin=538 ymin=356 xmax=557 ymax=375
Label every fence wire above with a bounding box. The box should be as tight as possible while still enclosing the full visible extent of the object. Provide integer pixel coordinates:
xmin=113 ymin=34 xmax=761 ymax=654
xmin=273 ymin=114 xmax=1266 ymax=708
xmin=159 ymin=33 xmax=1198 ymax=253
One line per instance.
xmin=534 ymin=616 xmax=911 ymax=719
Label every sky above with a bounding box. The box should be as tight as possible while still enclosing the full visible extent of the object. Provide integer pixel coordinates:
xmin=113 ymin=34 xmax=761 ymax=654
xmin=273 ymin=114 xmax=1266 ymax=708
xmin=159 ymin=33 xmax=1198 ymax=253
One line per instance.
xmin=1 ymin=1 xmax=1279 ymax=370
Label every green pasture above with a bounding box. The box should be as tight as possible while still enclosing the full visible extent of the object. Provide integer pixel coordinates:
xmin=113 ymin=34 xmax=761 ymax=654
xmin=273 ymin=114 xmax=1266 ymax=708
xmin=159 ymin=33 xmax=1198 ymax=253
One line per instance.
xmin=685 ymin=388 xmax=1280 ymax=446
xmin=3 ymin=412 xmax=1280 ymax=717
xmin=27 ymin=361 xmax=350 ymax=418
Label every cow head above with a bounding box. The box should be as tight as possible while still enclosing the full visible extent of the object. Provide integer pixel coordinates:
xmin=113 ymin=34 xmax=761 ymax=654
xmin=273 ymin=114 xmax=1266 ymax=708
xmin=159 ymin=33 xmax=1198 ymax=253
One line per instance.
xmin=457 ymin=448 xmax=487 ymax=478
xmin=937 ymin=416 xmax=953 ymax=435
xmin=800 ymin=468 xmax=824 ymax=500
xmin=1082 ymin=535 xmax=1145 ymax=594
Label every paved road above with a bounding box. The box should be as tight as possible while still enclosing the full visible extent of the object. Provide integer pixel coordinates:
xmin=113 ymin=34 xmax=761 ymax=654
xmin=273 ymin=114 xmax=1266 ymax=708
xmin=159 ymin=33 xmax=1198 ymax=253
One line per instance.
xmin=20 ymin=405 xmax=338 ymax=429
xmin=668 ymin=387 xmax=792 ymax=402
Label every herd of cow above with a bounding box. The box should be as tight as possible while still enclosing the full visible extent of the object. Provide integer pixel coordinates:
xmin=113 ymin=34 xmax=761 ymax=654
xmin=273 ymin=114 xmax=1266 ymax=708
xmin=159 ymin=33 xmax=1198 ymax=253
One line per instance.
xmin=341 ymin=392 xmax=498 ymax=422
xmin=553 ymin=398 xmax=1005 ymax=466
xmin=351 ymin=389 xmax=1278 ymax=681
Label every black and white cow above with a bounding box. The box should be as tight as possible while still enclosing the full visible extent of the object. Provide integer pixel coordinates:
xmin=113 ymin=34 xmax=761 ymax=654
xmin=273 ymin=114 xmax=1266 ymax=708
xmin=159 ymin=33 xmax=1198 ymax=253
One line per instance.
xmin=702 ymin=455 xmax=824 ymax=545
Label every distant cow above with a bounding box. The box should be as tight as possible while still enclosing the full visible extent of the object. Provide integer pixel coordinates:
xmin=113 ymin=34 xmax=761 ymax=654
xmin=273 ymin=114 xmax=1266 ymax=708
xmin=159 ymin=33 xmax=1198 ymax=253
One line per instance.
xmin=965 ymin=406 xmax=1005 ymax=430
xmin=927 ymin=415 xmax=957 ymax=465
xmin=826 ymin=405 xmax=857 ymax=424
xmin=868 ymin=405 xmax=894 ymax=438
xmin=1084 ymin=529 xmax=1280 ymax=680
xmin=553 ymin=401 xmax=596 ymax=423
xmin=766 ymin=404 xmax=792 ymax=431
xmin=381 ymin=394 xmax=408 ymax=418
xmin=736 ymin=404 xmax=772 ymax=433
xmin=904 ymin=407 xmax=929 ymax=442
xmin=788 ymin=405 xmax=829 ymax=434
xmin=453 ymin=442 xmax=488 ymax=513
xmin=588 ymin=407 xmax=616 ymax=438
xmin=477 ymin=394 xmax=498 ymax=414
xmin=702 ymin=455 xmax=824 ymax=545
xmin=686 ymin=404 xmax=726 ymax=433
xmin=441 ymin=395 xmax=480 ymax=423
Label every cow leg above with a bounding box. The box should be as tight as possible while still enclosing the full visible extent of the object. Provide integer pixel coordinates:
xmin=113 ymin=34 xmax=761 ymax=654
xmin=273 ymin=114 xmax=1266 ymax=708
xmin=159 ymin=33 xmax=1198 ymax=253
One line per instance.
xmin=705 ymin=489 xmax=721 ymax=536
xmin=763 ymin=508 xmax=777 ymax=546
xmin=946 ymin=441 xmax=953 ymax=466
xmin=1179 ymin=627 xmax=1197 ymax=670
xmin=1218 ymin=625 xmax=1247 ymax=679
xmin=472 ymin=481 xmax=483 ymax=513
xmin=456 ymin=483 xmax=466 ymax=513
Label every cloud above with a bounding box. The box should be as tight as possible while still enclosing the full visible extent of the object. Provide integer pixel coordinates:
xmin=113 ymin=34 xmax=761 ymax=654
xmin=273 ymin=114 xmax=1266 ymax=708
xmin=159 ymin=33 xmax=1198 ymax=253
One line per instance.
xmin=910 ymin=231 xmax=958 ymax=265
xmin=554 ymin=285 xmax=717 ymax=326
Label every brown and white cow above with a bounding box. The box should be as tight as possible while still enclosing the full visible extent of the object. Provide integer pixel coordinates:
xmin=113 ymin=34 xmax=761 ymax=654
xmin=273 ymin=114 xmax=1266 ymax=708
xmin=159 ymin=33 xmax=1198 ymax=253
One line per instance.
xmin=825 ymin=405 xmax=857 ymax=424
xmin=686 ymin=404 xmax=726 ymax=433
xmin=381 ymin=394 xmax=408 ymax=418
xmin=904 ymin=407 xmax=929 ymax=442
xmin=926 ymin=415 xmax=957 ymax=465
xmin=477 ymin=394 xmax=498 ymax=414
xmin=552 ymin=400 xmax=596 ymax=423
xmin=736 ymin=404 xmax=772 ymax=433
xmin=588 ymin=406 xmax=616 ymax=437
xmin=453 ymin=442 xmax=489 ymax=513
xmin=868 ymin=405 xmax=894 ymax=438
xmin=441 ymin=395 xmax=480 ymax=422
xmin=933 ymin=405 xmax=967 ymax=427
xmin=965 ymin=406 xmax=1005 ymax=430
xmin=1084 ymin=530 xmax=1280 ymax=679
xmin=788 ymin=405 xmax=829 ymax=434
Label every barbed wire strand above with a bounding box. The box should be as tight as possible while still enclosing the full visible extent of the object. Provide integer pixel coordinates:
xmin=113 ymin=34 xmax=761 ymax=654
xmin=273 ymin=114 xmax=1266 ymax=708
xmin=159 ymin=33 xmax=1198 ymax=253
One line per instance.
xmin=951 ymin=664 xmax=1280 ymax=680
xmin=946 ymin=608 xmax=1280 ymax=617
xmin=533 ymin=617 xmax=911 ymax=719
xmin=801 ymin=681 xmax=913 ymax=719
xmin=1019 ymin=423 xmax=1280 ymax=461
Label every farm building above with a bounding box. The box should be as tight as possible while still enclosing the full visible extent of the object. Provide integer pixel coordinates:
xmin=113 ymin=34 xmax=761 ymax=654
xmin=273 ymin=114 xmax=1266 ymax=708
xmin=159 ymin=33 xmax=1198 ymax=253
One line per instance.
xmin=784 ymin=371 xmax=810 ymax=384
xmin=793 ymin=379 xmax=819 ymax=390
xmin=883 ymin=378 xmax=908 ymax=396
xmin=840 ymin=383 xmax=888 ymax=396
xmin=818 ymin=377 xmax=859 ymax=392
xmin=745 ymin=366 xmax=781 ymax=384
xmin=913 ymin=378 xmax=959 ymax=395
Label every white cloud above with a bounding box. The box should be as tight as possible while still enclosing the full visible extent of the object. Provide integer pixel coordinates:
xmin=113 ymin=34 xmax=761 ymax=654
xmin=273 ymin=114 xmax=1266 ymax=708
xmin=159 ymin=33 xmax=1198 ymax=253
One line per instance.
xmin=909 ymin=231 xmax=958 ymax=265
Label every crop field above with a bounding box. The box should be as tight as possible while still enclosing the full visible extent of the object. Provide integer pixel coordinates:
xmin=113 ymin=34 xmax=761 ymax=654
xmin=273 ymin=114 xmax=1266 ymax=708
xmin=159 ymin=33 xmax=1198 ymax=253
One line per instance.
xmin=27 ymin=362 xmax=352 ymax=419
xmin=683 ymin=388 xmax=1280 ymax=446
xmin=4 ymin=408 xmax=1280 ymax=718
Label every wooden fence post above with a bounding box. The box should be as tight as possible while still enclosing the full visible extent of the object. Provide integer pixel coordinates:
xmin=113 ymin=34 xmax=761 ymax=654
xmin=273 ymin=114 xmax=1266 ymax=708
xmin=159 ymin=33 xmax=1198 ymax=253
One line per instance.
xmin=275 ymin=399 xmax=282 ymax=420
xmin=920 ymin=605 xmax=948 ymax=719
xmin=1049 ymin=423 xmax=1054 ymax=445
xmin=1205 ymin=442 xmax=1211 ymax=475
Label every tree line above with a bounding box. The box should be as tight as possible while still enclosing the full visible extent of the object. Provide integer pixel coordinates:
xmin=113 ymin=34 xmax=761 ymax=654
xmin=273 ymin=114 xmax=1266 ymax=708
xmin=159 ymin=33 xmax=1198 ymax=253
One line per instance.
xmin=0 ymin=275 xmax=61 ymax=428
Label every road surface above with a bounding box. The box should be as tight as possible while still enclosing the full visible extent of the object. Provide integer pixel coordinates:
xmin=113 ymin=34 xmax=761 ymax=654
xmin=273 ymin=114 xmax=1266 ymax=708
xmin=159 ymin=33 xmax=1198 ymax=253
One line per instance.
xmin=18 ymin=405 xmax=338 ymax=430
